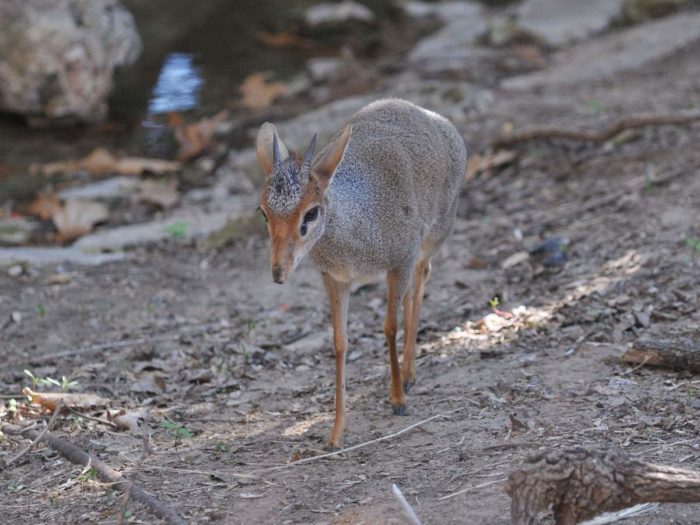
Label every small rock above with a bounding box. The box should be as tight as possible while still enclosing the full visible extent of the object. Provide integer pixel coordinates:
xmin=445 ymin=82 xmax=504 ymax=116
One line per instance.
xmin=307 ymin=57 xmax=343 ymax=83
xmin=634 ymin=310 xmax=651 ymax=327
xmin=348 ymin=350 xmax=363 ymax=362
xmin=529 ymin=238 xmax=568 ymax=268
xmin=304 ymin=1 xmax=376 ymax=27
xmin=11 ymin=311 xmax=22 ymax=324
xmin=516 ymin=0 xmax=624 ymax=47
xmin=7 ymin=264 xmax=23 ymax=277
xmin=46 ymin=272 xmax=76 ymax=285
xmin=285 ymin=331 xmax=330 ymax=353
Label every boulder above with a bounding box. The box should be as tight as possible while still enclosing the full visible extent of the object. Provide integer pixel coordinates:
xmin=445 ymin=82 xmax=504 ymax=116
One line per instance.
xmin=0 ymin=0 xmax=142 ymax=124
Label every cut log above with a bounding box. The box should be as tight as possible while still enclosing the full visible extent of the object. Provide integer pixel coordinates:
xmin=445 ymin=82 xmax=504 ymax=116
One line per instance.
xmin=507 ymin=447 xmax=700 ymax=525
xmin=621 ymin=339 xmax=700 ymax=372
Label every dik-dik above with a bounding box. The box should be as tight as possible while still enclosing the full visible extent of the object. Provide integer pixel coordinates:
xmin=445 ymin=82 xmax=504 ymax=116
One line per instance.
xmin=256 ymin=98 xmax=467 ymax=448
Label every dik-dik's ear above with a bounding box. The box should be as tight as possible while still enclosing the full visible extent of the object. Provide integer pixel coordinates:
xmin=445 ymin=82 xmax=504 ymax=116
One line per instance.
xmin=256 ymin=122 xmax=289 ymax=176
xmin=313 ymin=125 xmax=352 ymax=189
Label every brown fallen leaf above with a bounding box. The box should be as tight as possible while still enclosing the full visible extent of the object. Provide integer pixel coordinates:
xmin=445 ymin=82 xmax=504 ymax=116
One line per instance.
xmin=465 ymin=149 xmax=517 ymax=181
xmin=52 ymin=199 xmax=109 ymax=241
xmin=131 ymin=373 xmax=166 ymax=394
xmin=167 ymin=110 xmax=230 ymax=162
xmin=27 ymin=193 xmax=62 ymax=221
xmin=46 ymin=272 xmax=77 ymax=285
xmin=239 ymin=73 xmax=287 ymax=111
xmin=30 ymin=147 xmax=181 ymax=177
xmin=111 ymin=409 xmax=148 ymax=434
xmin=23 ymin=387 xmax=109 ymax=412
xmin=135 ymin=179 xmax=179 ymax=209
xmin=257 ymin=31 xmax=326 ymax=52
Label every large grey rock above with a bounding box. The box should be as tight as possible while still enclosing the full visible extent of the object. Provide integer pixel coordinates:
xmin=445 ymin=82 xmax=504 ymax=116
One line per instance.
xmin=517 ymin=0 xmax=624 ymax=47
xmin=503 ymin=11 xmax=700 ymax=90
xmin=0 ymin=247 xmax=125 ymax=266
xmin=408 ymin=1 xmax=489 ymax=74
xmin=0 ymin=0 xmax=142 ymax=124
xmin=74 ymin=195 xmax=254 ymax=250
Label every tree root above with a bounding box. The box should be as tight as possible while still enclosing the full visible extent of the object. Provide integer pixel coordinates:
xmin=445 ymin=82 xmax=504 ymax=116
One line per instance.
xmin=507 ymin=447 xmax=700 ymax=525
xmin=493 ymin=110 xmax=700 ymax=148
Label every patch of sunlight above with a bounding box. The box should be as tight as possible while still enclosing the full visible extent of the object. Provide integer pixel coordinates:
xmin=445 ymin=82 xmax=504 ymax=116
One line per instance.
xmin=148 ymin=52 xmax=203 ymax=114
xmin=602 ymin=249 xmax=644 ymax=275
xmin=282 ymin=413 xmax=332 ymax=437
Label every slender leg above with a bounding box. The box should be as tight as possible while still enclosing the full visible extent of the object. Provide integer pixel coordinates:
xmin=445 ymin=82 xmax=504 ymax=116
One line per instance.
xmin=402 ymin=258 xmax=431 ymax=392
xmin=322 ymin=273 xmax=351 ymax=449
xmin=385 ymin=267 xmax=411 ymax=416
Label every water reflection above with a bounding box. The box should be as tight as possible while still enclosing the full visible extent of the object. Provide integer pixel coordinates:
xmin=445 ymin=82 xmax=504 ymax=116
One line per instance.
xmin=148 ymin=52 xmax=203 ymax=114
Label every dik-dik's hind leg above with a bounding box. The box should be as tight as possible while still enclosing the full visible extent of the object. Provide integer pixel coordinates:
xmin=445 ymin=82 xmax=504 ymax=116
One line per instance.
xmin=322 ymin=273 xmax=351 ymax=449
xmin=386 ymin=268 xmax=412 ymax=416
xmin=402 ymin=257 xmax=431 ymax=392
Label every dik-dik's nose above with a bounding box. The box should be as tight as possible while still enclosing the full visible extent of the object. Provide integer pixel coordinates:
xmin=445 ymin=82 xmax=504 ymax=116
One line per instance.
xmin=271 ymin=264 xmax=286 ymax=284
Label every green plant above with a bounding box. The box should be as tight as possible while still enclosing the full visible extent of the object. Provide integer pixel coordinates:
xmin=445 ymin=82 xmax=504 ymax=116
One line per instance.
xmin=162 ymin=420 xmax=192 ymax=441
xmin=23 ymin=370 xmax=78 ymax=390
xmin=78 ymin=467 xmax=98 ymax=483
xmin=686 ymin=237 xmax=700 ymax=256
xmin=164 ymin=221 xmax=188 ymax=240
xmin=488 ymin=296 xmax=500 ymax=309
xmin=6 ymin=398 xmax=18 ymax=415
xmin=35 ymin=304 xmax=46 ymax=318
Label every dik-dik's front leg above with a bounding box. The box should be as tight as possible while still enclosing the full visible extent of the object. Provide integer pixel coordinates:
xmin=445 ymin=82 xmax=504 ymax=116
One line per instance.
xmin=322 ymin=273 xmax=350 ymax=449
xmin=386 ymin=267 xmax=412 ymax=416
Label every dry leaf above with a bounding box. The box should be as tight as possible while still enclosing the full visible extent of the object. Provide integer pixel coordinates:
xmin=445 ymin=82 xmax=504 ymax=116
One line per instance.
xmin=131 ymin=373 xmax=166 ymax=394
xmin=27 ymin=193 xmax=61 ymax=220
xmin=465 ymin=149 xmax=517 ymax=181
xmin=112 ymin=409 xmax=148 ymax=434
xmin=30 ymin=148 xmax=180 ymax=177
xmin=257 ymin=31 xmax=324 ymax=52
xmin=136 ymin=179 xmax=179 ymax=209
xmin=240 ymin=73 xmax=287 ymax=111
xmin=168 ymin=110 xmax=230 ymax=162
xmin=53 ymin=199 xmax=109 ymax=241
xmin=23 ymin=387 xmax=109 ymax=411
xmin=46 ymin=272 xmax=76 ymax=285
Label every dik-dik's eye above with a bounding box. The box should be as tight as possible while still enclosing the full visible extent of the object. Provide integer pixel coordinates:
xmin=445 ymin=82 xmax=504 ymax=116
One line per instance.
xmin=300 ymin=206 xmax=320 ymax=237
xmin=303 ymin=206 xmax=320 ymax=223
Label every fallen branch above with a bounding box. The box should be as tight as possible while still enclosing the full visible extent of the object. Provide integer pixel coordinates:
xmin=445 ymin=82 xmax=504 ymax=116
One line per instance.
xmin=507 ymin=447 xmax=700 ymax=525
xmin=1 ymin=423 xmax=186 ymax=525
xmin=493 ymin=109 xmax=700 ymax=148
xmin=622 ymin=338 xmax=700 ymax=373
xmin=3 ymin=401 xmax=63 ymax=468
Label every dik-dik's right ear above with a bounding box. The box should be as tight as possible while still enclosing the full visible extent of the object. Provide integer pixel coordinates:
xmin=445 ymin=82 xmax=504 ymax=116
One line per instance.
xmin=314 ymin=125 xmax=352 ymax=190
xmin=256 ymin=122 xmax=289 ymax=177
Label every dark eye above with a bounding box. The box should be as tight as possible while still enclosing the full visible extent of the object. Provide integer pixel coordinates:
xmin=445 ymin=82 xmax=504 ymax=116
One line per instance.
xmin=303 ymin=206 xmax=319 ymax=223
xmin=258 ymin=207 xmax=268 ymax=223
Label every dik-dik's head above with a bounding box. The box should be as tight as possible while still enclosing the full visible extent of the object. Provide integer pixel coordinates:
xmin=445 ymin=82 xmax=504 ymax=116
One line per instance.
xmin=256 ymin=123 xmax=351 ymax=284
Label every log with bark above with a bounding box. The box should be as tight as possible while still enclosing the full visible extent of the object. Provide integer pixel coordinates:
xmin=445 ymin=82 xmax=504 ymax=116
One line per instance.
xmin=621 ymin=339 xmax=700 ymax=372
xmin=507 ymin=447 xmax=700 ymax=525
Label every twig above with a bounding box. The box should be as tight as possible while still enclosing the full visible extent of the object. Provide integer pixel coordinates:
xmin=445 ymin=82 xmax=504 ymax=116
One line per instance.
xmin=3 ymin=400 xmax=63 ymax=468
xmin=1 ymin=423 xmax=186 ymax=525
xmin=392 ymin=484 xmax=422 ymax=525
xmin=252 ymin=410 xmax=462 ymax=473
xmin=117 ymin=413 xmax=151 ymax=524
xmin=438 ymin=477 xmax=508 ymax=501
xmin=492 ymin=109 xmax=700 ymax=148
xmin=67 ymin=407 xmax=119 ymax=429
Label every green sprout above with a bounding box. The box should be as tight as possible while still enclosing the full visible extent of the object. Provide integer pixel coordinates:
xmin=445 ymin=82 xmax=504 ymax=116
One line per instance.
xmin=164 ymin=221 xmax=188 ymax=240
xmin=488 ymin=296 xmax=500 ymax=309
xmin=162 ymin=420 xmax=192 ymax=441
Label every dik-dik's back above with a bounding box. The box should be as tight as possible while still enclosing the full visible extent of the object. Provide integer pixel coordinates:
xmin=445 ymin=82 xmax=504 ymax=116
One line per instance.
xmin=311 ymin=99 xmax=467 ymax=280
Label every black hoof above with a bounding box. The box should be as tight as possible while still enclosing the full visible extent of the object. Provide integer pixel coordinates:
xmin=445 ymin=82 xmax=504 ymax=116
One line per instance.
xmin=403 ymin=380 xmax=415 ymax=393
xmin=392 ymin=404 xmax=407 ymax=416
xmin=326 ymin=444 xmax=342 ymax=452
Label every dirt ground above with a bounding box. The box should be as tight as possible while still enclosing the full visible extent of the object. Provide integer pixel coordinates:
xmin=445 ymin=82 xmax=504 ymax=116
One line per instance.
xmin=2 ymin=17 xmax=700 ymax=525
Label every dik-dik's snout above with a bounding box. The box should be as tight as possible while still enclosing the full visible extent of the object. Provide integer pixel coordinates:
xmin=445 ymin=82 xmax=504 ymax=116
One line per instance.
xmin=271 ymin=264 xmax=286 ymax=284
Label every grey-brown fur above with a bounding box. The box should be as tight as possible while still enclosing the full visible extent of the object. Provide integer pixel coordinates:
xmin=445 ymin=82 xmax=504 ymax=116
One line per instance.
xmin=310 ymin=98 xmax=466 ymax=280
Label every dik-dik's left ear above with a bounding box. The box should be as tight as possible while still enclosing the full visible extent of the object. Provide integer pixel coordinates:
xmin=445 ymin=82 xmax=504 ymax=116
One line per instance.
xmin=313 ymin=125 xmax=352 ymax=190
xmin=256 ymin=122 xmax=289 ymax=177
